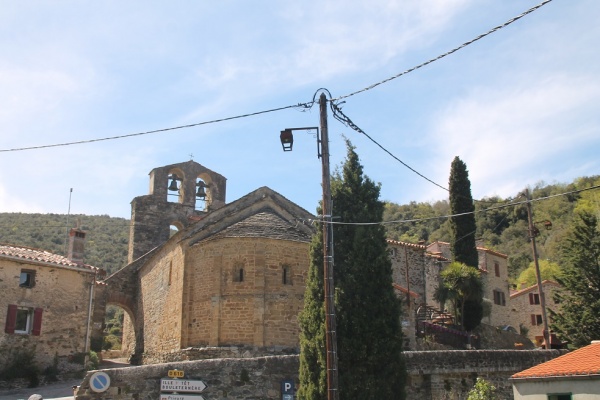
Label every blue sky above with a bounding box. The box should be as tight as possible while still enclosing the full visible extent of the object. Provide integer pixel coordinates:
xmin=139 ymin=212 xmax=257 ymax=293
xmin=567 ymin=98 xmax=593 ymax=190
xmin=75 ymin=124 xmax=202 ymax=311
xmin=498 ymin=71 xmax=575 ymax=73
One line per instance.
xmin=1 ymin=1 xmax=598 ymax=220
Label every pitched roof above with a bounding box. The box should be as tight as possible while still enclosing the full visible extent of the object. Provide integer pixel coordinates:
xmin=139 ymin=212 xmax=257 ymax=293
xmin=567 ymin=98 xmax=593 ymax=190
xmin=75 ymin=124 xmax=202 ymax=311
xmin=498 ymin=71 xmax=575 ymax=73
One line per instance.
xmin=393 ymin=283 xmax=419 ymax=298
xmin=512 ymin=342 xmax=600 ymax=379
xmin=0 ymin=243 xmax=100 ymax=272
xmin=510 ymin=280 xmax=561 ymax=298
xmin=208 ymin=210 xmax=312 ymax=242
xmin=185 ymin=186 xmax=315 ymax=246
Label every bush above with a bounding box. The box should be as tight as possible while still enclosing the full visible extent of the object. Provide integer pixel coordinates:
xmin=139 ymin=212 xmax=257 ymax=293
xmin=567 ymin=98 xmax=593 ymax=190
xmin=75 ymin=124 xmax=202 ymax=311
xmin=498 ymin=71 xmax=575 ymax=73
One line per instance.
xmin=467 ymin=378 xmax=498 ymax=400
xmin=0 ymin=346 xmax=40 ymax=387
xmin=87 ymin=351 xmax=100 ymax=370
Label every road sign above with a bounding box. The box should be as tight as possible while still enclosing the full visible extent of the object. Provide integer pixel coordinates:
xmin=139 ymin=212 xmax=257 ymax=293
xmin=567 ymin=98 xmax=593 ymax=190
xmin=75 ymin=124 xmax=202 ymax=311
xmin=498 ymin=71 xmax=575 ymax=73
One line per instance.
xmin=160 ymin=395 xmax=204 ymax=400
xmin=168 ymin=369 xmax=185 ymax=378
xmin=161 ymin=379 xmax=207 ymax=393
xmin=89 ymin=371 xmax=111 ymax=393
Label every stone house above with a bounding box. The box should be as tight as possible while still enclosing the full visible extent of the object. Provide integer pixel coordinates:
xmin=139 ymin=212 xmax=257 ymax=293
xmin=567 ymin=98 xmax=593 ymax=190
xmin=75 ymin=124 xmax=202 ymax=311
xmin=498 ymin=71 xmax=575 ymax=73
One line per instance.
xmin=425 ymin=241 xmax=512 ymax=328
xmin=510 ymin=280 xmax=562 ymax=346
xmin=511 ymin=340 xmax=600 ymax=399
xmin=101 ymin=161 xmax=315 ymax=364
xmin=0 ymin=229 xmax=104 ymax=370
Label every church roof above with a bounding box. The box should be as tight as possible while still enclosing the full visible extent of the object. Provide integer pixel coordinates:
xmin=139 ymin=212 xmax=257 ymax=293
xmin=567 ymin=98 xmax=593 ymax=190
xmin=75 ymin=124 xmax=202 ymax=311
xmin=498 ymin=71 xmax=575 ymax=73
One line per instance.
xmin=208 ymin=210 xmax=312 ymax=242
xmin=185 ymin=186 xmax=315 ymax=246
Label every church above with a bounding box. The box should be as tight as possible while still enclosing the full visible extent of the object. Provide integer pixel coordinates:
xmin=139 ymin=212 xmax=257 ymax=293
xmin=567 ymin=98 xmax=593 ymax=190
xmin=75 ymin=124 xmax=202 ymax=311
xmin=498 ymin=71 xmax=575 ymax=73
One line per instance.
xmin=99 ymin=160 xmax=315 ymax=364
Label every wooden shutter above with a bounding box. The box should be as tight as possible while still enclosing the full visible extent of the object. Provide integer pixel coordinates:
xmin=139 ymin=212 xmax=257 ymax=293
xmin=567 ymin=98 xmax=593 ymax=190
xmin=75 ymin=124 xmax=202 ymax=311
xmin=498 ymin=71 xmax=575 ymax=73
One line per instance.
xmin=5 ymin=304 xmax=17 ymax=334
xmin=531 ymin=314 xmax=536 ymax=325
xmin=32 ymin=307 xmax=43 ymax=336
xmin=529 ymin=293 xmax=534 ymax=305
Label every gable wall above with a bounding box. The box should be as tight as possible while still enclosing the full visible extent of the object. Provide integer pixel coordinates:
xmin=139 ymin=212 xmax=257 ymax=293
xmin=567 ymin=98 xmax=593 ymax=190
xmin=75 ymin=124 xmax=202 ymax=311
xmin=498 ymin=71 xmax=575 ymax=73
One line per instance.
xmin=510 ymin=283 xmax=562 ymax=345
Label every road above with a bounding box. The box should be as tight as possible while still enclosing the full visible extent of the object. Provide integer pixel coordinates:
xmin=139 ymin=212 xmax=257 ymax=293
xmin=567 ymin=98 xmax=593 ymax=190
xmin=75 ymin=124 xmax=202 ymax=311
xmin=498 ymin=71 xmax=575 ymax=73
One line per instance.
xmin=0 ymin=359 xmax=129 ymax=400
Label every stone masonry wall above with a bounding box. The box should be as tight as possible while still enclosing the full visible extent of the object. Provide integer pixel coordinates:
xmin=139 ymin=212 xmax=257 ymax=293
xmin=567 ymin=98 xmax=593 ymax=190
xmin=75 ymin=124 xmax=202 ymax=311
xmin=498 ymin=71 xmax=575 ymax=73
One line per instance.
xmin=75 ymin=350 xmax=564 ymax=400
xmin=182 ymin=237 xmax=308 ymax=349
xmin=137 ymin=241 xmax=186 ymax=355
xmin=0 ymin=259 xmax=95 ymax=368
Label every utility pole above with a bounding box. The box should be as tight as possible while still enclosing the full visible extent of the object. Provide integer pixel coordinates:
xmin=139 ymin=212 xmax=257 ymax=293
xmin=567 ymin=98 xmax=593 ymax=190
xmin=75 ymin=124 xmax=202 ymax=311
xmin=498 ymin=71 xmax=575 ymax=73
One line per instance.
xmin=524 ymin=188 xmax=551 ymax=348
xmin=319 ymin=92 xmax=339 ymax=400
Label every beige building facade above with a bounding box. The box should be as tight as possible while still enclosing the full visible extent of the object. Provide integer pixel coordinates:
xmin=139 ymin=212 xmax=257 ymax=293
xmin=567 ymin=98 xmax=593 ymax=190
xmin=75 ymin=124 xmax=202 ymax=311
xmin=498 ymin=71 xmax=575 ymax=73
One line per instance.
xmin=510 ymin=280 xmax=562 ymax=346
xmin=0 ymin=233 xmax=103 ymax=370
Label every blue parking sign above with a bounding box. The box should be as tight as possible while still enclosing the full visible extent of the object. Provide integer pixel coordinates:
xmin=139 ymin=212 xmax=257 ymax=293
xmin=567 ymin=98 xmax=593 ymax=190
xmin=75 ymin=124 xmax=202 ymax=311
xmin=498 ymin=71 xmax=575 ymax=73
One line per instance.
xmin=281 ymin=379 xmax=295 ymax=398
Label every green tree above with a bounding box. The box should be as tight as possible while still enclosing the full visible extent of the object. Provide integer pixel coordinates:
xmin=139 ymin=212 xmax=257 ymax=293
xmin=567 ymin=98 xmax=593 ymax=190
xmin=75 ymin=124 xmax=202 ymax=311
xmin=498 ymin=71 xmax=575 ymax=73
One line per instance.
xmin=435 ymin=262 xmax=483 ymax=331
xmin=449 ymin=156 xmax=479 ymax=268
xmin=467 ymin=378 xmax=498 ymax=400
xmin=448 ymin=157 xmax=483 ymax=329
xmin=516 ymin=259 xmax=562 ymax=287
xmin=550 ymin=212 xmax=600 ymax=348
xmin=298 ymin=140 xmax=406 ymax=399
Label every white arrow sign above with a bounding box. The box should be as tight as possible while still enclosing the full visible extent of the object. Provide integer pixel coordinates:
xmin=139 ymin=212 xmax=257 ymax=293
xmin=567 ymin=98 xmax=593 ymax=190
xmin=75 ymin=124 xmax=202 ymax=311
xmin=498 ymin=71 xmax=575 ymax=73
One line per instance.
xmin=161 ymin=379 xmax=207 ymax=393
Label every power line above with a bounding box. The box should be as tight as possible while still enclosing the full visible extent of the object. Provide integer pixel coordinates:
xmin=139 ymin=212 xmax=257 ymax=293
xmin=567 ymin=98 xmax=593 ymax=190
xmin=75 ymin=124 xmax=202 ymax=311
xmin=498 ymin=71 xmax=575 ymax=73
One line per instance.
xmin=330 ymin=101 xmax=448 ymax=192
xmin=0 ymin=102 xmax=313 ymax=153
xmin=312 ymin=184 xmax=600 ymax=226
xmin=332 ymin=0 xmax=554 ymax=102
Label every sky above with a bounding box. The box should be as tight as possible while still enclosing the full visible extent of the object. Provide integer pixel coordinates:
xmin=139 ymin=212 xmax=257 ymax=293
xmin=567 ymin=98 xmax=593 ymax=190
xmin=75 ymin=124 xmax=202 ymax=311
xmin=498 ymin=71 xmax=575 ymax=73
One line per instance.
xmin=1 ymin=0 xmax=599 ymax=221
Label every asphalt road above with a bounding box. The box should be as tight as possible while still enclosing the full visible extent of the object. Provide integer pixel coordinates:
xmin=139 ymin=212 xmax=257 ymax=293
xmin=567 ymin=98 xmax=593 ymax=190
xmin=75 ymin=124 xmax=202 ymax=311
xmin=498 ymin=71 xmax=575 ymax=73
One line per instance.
xmin=0 ymin=359 xmax=129 ymax=400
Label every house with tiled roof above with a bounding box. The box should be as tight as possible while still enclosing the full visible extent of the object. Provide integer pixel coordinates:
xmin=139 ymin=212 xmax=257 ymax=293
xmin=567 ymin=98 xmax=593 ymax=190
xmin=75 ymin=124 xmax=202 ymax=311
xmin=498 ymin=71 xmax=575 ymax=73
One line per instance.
xmin=426 ymin=241 xmax=512 ymax=328
xmin=510 ymin=280 xmax=563 ymax=347
xmin=0 ymin=229 xmax=105 ymax=371
xmin=511 ymin=341 xmax=600 ymax=399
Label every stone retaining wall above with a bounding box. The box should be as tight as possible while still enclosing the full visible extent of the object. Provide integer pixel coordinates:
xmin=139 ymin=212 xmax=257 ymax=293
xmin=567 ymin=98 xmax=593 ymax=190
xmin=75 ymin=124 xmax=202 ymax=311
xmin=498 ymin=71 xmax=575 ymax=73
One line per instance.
xmin=75 ymin=349 xmax=565 ymax=400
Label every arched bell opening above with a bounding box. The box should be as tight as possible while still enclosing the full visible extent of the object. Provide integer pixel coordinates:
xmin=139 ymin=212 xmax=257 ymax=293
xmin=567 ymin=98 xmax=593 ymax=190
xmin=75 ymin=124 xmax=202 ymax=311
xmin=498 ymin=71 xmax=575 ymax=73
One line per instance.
xmin=166 ymin=169 xmax=185 ymax=204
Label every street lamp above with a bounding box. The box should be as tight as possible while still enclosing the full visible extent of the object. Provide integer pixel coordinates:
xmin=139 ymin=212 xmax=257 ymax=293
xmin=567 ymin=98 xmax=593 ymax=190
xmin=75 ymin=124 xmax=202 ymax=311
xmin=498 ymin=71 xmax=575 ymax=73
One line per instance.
xmin=280 ymin=92 xmax=339 ymax=400
xmin=521 ymin=189 xmax=552 ymax=349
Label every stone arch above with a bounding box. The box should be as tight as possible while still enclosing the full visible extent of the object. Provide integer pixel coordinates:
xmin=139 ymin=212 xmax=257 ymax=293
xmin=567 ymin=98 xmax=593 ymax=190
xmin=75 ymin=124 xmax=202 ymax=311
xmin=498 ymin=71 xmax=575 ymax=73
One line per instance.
xmin=166 ymin=167 xmax=186 ymax=204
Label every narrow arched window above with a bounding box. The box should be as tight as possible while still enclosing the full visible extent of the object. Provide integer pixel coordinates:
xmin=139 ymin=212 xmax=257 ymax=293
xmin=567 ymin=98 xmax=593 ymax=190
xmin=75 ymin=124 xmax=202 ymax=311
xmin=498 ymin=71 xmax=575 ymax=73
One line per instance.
xmin=282 ymin=265 xmax=292 ymax=285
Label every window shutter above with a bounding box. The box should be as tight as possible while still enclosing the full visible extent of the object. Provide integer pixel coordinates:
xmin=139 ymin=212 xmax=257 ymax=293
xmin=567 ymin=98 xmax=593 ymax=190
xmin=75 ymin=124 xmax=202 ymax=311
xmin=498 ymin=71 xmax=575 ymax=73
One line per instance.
xmin=529 ymin=293 xmax=534 ymax=304
xmin=531 ymin=314 xmax=536 ymax=325
xmin=32 ymin=308 xmax=43 ymax=336
xmin=5 ymin=304 xmax=17 ymax=334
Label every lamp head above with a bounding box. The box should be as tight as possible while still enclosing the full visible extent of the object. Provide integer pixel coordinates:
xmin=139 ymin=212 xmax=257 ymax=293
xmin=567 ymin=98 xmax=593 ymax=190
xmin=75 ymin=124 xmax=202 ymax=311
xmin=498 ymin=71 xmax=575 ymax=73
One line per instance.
xmin=280 ymin=129 xmax=293 ymax=151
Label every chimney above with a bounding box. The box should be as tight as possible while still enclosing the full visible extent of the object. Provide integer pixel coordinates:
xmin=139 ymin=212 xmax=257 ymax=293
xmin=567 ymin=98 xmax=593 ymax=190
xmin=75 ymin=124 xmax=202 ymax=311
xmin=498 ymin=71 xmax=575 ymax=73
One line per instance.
xmin=67 ymin=228 xmax=86 ymax=265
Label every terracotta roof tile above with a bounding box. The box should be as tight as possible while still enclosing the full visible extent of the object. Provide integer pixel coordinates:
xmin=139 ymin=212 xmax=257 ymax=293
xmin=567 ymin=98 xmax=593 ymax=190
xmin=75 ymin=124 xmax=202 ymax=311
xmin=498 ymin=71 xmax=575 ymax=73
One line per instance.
xmin=510 ymin=280 xmax=561 ymax=298
xmin=393 ymin=283 xmax=419 ymax=298
xmin=0 ymin=243 xmax=99 ymax=272
xmin=512 ymin=342 xmax=600 ymax=379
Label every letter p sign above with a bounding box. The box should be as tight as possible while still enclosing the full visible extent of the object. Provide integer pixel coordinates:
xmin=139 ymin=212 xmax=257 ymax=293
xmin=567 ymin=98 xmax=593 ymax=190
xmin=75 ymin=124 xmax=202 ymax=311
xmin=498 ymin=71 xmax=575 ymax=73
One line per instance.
xmin=281 ymin=379 xmax=295 ymax=396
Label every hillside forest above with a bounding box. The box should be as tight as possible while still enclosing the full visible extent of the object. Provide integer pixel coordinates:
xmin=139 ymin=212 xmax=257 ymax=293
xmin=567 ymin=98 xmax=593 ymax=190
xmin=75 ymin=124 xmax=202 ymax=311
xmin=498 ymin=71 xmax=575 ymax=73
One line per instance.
xmin=1 ymin=175 xmax=599 ymax=286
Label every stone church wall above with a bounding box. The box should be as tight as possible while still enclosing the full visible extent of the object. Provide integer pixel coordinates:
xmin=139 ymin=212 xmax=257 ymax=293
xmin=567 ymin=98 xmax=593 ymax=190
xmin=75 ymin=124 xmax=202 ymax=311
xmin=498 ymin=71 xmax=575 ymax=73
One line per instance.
xmin=182 ymin=237 xmax=308 ymax=350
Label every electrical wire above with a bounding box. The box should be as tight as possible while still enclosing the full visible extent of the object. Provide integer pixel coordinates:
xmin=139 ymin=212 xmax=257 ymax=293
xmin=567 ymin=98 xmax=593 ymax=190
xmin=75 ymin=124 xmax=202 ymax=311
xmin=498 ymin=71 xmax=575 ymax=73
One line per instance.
xmin=330 ymin=101 xmax=448 ymax=192
xmin=332 ymin=0 xmax=554 ymax=102
xmin=308 ymin=184 xmax=600 ymax=226
xmin=0 ymin=102 xmax=313 ymax=153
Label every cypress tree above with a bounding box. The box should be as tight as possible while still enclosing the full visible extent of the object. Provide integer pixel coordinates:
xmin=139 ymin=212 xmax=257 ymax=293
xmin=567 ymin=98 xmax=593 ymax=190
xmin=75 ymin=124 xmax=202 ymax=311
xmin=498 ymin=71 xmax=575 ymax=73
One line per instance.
xmin=448 ymin=156 xmax=482 ymax=330
xmin=298 ymin=140 xmax=406 ymax=399
xmin=550 ymin=212 xmax=600 ymax=348
xmin=448 ymin=156 xmax=479 ymax=268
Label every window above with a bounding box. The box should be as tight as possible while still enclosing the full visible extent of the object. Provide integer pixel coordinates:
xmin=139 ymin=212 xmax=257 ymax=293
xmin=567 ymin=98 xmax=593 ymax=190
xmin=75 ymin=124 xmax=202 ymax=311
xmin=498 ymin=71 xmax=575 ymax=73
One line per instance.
xmin=531 ymin=314 xmax=543 ymax=326
xmin=5 ymin=305 xmax=43 ymax=335
xmin=494 ymin=261 xmax=500 ymax=277
xmin=233 ymin=264 xmax=244 ymax=283
xmin=19 ymin=270 xmax=36 ymax=288
xmin=493 ymin=290 xmax=506 ymax=306
xmin=282 ymin=265 xmax=292 ymax=285
xmin=529 ymin=293 xmax=540 ymax=305
xmin=548 ymin=394 xmax=572 ymax=400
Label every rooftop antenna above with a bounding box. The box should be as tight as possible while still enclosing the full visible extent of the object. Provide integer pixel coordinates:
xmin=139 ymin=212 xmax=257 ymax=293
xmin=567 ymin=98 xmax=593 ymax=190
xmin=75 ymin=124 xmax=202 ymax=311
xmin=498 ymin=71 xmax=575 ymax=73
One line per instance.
xmin=64 ymin=188 xmax=73 ymax=256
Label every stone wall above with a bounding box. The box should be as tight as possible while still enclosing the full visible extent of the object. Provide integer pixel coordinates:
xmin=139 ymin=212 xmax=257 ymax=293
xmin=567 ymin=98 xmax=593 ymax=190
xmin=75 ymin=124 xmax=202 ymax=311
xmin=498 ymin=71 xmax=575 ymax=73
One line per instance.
xmin=182 ymin=237 xmax=308 ymax=349
xmin=0 ymin=258 xmax=96 ymax=369
xmin=75 ymin=350 xmax=564 ymax=400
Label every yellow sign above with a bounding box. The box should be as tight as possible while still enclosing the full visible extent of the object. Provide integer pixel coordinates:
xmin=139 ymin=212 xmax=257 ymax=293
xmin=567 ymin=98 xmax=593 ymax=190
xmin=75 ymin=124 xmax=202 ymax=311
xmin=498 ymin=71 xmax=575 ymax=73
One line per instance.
xmin=168 ymin=369 xmax=185 ymax=378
